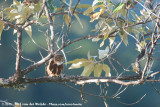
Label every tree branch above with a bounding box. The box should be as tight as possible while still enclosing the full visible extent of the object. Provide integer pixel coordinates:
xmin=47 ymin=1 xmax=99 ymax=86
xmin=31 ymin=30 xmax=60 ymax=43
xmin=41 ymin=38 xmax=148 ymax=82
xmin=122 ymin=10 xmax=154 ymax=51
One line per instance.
xmin=15 ymin=30 xmax=22 ymax=74
xmin=21 ymin=53 xmax=52 ymax=76
xmin=44 ymin=1 xmax=55 ymax=53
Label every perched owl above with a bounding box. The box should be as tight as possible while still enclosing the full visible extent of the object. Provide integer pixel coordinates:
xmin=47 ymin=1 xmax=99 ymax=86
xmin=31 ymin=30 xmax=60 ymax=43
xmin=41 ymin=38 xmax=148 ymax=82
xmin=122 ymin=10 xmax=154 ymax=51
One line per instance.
xmin=23 ymin=0 xmax=39 ymax=5
xmin=46 ymin=54 xmax=64 ymax=77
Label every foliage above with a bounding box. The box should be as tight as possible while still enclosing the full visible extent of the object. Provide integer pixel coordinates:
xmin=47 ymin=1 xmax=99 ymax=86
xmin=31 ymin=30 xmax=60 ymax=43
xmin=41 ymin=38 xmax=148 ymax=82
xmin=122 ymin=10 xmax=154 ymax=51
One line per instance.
xmin=0 ymin=0 xmax=160 ymax=106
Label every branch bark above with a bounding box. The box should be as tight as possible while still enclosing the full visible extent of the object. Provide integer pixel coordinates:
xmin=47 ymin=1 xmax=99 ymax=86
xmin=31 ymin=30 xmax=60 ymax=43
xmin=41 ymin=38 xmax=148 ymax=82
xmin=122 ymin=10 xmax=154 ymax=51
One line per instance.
xmin=44 ymin=1 xmax=55 ymax=53
xmin=15 ymin=30 xmax=22 ymax=75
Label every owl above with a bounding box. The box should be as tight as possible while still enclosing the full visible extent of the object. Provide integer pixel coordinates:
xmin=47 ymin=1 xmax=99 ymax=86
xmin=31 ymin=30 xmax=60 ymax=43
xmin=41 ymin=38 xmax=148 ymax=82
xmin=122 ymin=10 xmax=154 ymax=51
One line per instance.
xmin=46 ymin=54 xmax=64 ymax=77
xmin=23 ymin=0 xmax=39 ymax=5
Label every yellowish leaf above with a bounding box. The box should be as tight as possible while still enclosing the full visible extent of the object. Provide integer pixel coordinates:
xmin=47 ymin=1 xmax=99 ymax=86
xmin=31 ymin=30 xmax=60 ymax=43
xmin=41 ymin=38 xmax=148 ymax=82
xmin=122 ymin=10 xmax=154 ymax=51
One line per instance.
xmin=14 ymin=0 xmax=21 ymax=6
xmin=90 ymin=8 xmax=104 ymax=23
xmin=131 ymin=63 xmax=138 ymax=72
xmin=74 ymin=13 xmax=83 ymax=28
xmin=103 ymin=64 xmax=111 ymax=77
xmin=90 ymin=29 xmax=97 ymax=32
xmin=25 ymin=25 xmax=32 ymax=37
xmin=34 ymin=2 xmax=41 ymax=13
xmin=55 ymin=8 xmax=64 ymax=12
xmin=94 ymin=63 xmax=103 ymax=77
xmin=23 ymin=6 xmax=34 ymax=17
xmin=81 ymin=63 xmax=94 ymax=76
xmin=141 ymin=41 xmax=146 ymax=47
xmin=13 ymin=29 xmax=17 ymax=35
xmin=69 ymin=61 xmax=86 ymax=69
xmin=83 ymin=5 xmax=105 ymax=16
xmin=92 ymin=38 xmax=100 ymax=42
xmin=90 ymin=12 xmax=101 ymax=22
xmin=68 ymin=59 xmax=90 ymax=69
xmin=3 ymin=7 xmax=14 ymax=12
xmin=146 ymin=38 xmax=151 ymax=40
xmin=94 ymin=5 xmax=105 ymax=10
xmin=146 ymin=29 xmax=152 ymax=33
xmin=120 ymin=33 xmax=128 ymax=46
xmin=52 ymin=16 xmax=55 ymax=21
xmin=100 ymin=40 xmax=104 ymax=47
xmin=87 ymin=51 xmax=91 ymax=60
xmin=77 ymin=4 xmax=92 ymax=8
xmin=109 ymin=37 xmax=115 ymax=48
xmin=0 ymin=21 xmax=4 ymax=40
xmin=63 ymin=14 xmax=71 ymax=27
xmin=98 ymin=47 xmax=109 ymax=59
xmin=120 ymin=7 xmax=127 ymax=18
xmin=83 ymin=7 xmax=94 ymax=15
xmin=67 ymin=58 xmax=88 ymax=64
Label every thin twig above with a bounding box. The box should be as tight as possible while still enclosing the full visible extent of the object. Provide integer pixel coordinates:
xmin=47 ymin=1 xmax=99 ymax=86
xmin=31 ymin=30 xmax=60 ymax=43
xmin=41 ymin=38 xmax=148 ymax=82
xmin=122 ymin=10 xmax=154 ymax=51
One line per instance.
xmin=150 ymin=82 xmax=160 ymax=95
xmin=60 ymin=82 xmax=117 ymax=99
xmin=80 ymin=85 xmax=87 ymax=103
xmin=141 ymin=17 xmax=159 ymax=80
xmin=63 ymin=0 xmax=80 ymax=45
xmin=38 ymin=0 xmax=47 ymax=18
xmin=115 ymin=94 xmax=146 ymax=106
xmin=102 ymin=83 xmax=108 ymax=107
xmin=21 ymin=56 xmax=35 ymax=63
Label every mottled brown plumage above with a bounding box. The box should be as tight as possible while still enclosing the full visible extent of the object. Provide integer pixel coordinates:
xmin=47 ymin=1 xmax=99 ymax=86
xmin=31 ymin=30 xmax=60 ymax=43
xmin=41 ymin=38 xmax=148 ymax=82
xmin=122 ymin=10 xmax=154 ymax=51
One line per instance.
xmin=23 ymin=0 xmax=39 ymax=5
xmin=46 ymin=54 xmax=64 ymax=77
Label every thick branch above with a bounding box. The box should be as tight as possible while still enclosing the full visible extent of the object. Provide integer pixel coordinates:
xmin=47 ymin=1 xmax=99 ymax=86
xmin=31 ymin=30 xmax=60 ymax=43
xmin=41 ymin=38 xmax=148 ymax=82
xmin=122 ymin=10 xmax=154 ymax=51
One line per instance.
xmin=0 ymin=75 xmax=142 ymax=87
xmin=15 ymin=30 xmax=22 ymax=75
xmin=0 ymin=18 xmax=18 ymax=30
xmin=141 ymin=18 xmax=160 ymax=80
xmin=22 ymin=53 xmax=52 ymax=76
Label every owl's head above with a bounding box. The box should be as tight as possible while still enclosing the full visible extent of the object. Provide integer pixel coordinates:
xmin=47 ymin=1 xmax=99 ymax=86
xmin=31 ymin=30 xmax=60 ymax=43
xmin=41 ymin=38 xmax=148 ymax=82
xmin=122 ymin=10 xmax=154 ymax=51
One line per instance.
xmin=54 ymin=54 xmax=64 ymax=65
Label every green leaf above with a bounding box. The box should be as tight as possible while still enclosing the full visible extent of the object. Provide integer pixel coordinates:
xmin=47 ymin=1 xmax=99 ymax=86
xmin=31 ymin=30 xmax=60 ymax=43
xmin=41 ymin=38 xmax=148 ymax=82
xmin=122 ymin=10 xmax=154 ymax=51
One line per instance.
xmin=25 ymin=25 xmax=32 ymax=37
xmin=103 ymin=64 xmax=111 ymax=77
xmin=94 ymin=63 xmax=103 ymax=77
xmin=0 ymin=21 xmax=4 ymax=40
xmin=74 ymin=13 xmax=83 ymax=28
xmin=113 ymin=3 xmax=125 ymax=13
xmin=81 ymin=63 xmax=94 ymax=76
